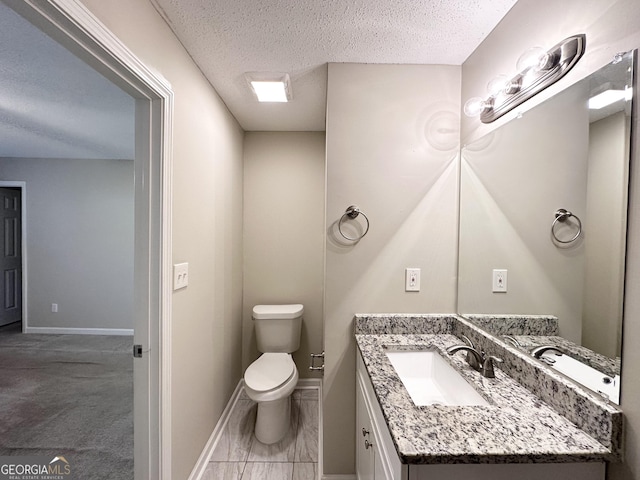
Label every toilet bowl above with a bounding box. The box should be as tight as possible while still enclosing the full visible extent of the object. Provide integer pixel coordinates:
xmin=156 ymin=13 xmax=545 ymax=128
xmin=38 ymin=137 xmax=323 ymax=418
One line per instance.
xmin=243 ymin=304 xmax=303 ymax=444
xmin=244 ymin=353 xmax=299 ymax=444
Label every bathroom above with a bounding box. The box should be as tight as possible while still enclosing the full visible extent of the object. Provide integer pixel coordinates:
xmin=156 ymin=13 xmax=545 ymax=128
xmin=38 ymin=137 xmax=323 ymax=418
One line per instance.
xmin=244 ymin=0 xmax=640 ymax=475
xmin=25 ymin=0 xmax=640 ymax=479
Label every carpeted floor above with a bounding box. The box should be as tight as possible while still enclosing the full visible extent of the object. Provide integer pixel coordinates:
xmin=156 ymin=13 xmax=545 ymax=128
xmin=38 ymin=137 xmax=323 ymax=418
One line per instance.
xmin=0 ymin=322 xmax=133 ymax=479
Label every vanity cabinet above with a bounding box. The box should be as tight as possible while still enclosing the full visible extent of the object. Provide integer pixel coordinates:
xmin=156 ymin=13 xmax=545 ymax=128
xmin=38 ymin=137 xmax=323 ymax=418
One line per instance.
xmin=356 ymin=352 xmax=406 ymax=480
xmin=356 ymin=350 xmax=606 ymax=480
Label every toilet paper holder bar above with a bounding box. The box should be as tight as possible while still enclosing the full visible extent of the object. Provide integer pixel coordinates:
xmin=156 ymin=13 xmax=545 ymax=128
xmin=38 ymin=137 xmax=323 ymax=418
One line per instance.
xmin=310 ymin=351 xmax=325 ymax=373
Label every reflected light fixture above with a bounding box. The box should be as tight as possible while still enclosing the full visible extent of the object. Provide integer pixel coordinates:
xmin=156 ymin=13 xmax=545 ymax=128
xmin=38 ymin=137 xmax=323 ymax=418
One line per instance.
xmin=588 ymin=89 xmax=629 ymax=109
xmin=246 ymin=73 xmax=292 ymax=102
xmin=464 ymin=34 xmax=586 ymax=123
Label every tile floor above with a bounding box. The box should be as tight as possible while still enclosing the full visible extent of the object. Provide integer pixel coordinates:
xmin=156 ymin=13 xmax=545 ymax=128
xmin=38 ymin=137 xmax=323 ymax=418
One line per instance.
xmin=203 ymin=388 xmax=319 ymax=480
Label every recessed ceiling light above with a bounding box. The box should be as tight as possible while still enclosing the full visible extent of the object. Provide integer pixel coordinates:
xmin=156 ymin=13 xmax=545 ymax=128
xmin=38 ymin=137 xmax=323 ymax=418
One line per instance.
xmin=588 ymin=89 xmax=627 ymax=109
xmin=246 ymin=73 xmax=292 ymax=103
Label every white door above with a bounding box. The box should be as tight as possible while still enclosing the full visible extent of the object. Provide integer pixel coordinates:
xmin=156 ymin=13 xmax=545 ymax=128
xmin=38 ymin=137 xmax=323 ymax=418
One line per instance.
xmin=0 ymin=187 xmax=21 ymax=327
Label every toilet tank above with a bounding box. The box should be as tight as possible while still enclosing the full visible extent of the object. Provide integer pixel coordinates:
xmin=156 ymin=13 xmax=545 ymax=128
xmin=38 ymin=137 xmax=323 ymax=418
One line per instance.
xmin=253 ymin=304 xmax=303 ymax=353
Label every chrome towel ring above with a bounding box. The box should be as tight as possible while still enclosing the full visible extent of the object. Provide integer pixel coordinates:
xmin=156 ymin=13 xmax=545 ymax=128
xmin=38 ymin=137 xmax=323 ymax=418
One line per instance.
xmin=338 ymin=205 xmax=370 ymax=241
xmin=551 ymin=208 xmax=582 ymax=244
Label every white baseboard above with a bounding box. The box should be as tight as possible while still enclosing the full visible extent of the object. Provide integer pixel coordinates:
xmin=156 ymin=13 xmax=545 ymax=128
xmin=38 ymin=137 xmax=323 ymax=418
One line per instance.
xmin=24 ymin=326 xmax=134 ymax=336
xmin=188 ymin=377 xmax=323 ymax=480
xmin=187 ymin=379 xmax=245 ymax=480
xmin=296 ymin=377 xmax=323 ymax=389
xmin=322 ymin=475 xmax=356 ymax=480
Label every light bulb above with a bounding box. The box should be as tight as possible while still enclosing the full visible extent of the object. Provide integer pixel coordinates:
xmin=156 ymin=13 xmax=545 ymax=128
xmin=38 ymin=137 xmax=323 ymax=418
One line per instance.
xmin=516 ymin=46 xmax=547 ymax=72
xmin=487 ymin=75 xmax=522 ymax=96
xmin=537 ymin=51 xmax=559 ymax=71
xmin=464 ymin=97 xmax=490 ymax=117
xmin=487 ymin=75 xmax=509 ymax=96
xmin=503 ymin=77 xmax=522 ymax=95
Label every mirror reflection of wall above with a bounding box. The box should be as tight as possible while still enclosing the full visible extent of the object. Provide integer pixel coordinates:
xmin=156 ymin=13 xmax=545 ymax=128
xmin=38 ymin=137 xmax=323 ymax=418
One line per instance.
xmin=458 ymin=52 xmax=633 ymax=390
xmin=583 ymin=70 xmax=630 ymax=359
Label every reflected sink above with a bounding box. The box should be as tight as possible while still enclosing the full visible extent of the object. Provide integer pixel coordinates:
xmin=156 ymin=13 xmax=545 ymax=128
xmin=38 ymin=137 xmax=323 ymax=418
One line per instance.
xmin=540 ymin=351 xmax=620 ymax=404
xmin=386 ymin=349 xmax=489 ymax=406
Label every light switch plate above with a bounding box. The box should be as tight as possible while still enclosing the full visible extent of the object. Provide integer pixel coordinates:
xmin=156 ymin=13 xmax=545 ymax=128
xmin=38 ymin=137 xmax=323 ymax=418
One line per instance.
xmin=173 ymin=263 xmax=189 ymax=290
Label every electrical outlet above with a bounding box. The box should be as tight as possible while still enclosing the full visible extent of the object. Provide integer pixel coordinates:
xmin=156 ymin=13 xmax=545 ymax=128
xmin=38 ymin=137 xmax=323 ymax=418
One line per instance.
xmin=405 ymin=268 xmax=421 ymax=292
xmin=173 ymin=263 xmax=189 ymax=290
xmin=492 ymin=269 xmax=507 ymax=293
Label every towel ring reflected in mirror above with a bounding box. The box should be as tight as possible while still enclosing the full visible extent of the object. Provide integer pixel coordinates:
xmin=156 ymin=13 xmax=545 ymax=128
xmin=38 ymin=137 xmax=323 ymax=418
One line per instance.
xmin=551 ymin=208 xmax=582 ymax=244
xmin=338 ymin=205 xmax=370 ymax=241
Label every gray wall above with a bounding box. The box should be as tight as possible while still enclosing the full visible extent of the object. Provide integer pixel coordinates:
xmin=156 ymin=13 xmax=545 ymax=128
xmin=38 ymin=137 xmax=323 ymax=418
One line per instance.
xmin=583 ymin=111 xmax=627 ymax=358
xmin=1 ymin=157 xmax=134 ymax=331
xmin=458 ymin=82 xmax=590 ymax=343
xmin=324 ymin=63 xmax=461 ymax=474
xmin=242 ymin=131 xmax=325 ymax=379
xmin=76 ymin=1 xmax=640 ymax=478
xmin=79 ymin=2 xmax=245 ymax=479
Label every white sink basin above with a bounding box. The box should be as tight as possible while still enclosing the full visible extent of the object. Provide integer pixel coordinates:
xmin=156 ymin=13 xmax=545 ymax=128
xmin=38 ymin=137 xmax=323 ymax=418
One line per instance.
xmin=540 ymin=351 xmax=620 ymax=404
xmin=386 ymin=349 xmax=489 ymax=407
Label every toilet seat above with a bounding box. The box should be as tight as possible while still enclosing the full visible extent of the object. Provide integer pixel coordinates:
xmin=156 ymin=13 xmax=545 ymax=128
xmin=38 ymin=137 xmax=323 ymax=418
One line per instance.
xmin=244 ymin=353 xmax=298 ymax=403
xmin=245 ymin=353 xmax=295 ymax=392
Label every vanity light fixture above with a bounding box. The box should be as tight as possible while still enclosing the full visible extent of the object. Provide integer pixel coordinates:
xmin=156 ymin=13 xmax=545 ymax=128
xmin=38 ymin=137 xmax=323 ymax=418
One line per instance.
xmin=246 ymin=72 xmax=292 ymax=102
xmin=464 ymin=34 xmax=586 ymax=123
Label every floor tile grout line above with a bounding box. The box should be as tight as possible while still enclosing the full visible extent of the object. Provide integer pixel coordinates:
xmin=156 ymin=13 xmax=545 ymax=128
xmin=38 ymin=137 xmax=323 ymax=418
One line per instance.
xmin=209 ymin=387 xmax=319 ymax=479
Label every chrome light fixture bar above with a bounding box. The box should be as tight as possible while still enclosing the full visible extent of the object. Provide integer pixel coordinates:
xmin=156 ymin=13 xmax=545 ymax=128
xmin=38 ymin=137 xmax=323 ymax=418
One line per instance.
xmin=465 ymin=34 xmax=586 ymax=124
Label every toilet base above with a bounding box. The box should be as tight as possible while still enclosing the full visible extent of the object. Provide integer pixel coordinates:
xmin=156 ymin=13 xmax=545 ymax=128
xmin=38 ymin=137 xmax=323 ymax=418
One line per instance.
xmin=254 ymin=395 xmax=291 ymax=444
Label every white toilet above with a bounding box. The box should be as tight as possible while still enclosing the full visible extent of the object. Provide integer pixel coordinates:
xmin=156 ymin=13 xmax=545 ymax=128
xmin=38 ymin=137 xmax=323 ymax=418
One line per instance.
xmin=244 ymin=304 xmax=303 ymax=444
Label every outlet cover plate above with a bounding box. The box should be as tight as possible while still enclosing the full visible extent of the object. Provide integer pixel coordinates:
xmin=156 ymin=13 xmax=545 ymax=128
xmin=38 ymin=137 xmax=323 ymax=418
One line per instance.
xmin=492 ymin=269 xmax=507 ymax=293
xmin=405 ymin=268 xmax=421 ymax=292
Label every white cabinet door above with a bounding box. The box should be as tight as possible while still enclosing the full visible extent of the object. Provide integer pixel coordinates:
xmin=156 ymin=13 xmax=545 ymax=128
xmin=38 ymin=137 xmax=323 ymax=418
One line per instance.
xmin=356 ymin=376 xmax=375 ymax=480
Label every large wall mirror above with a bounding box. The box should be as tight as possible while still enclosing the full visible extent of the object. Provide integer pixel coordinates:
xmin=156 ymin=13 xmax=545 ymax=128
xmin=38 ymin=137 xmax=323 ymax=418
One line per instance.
xmin=458 ymin=51 xmax=635 ymax=404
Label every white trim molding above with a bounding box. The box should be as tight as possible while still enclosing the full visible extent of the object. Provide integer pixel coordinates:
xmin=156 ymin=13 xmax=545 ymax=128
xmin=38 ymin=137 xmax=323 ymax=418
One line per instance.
xmin=25 ymin=327 xmax=134 ymax=336
xmin=2 ymin=1 xmax=174 ymax=479
xmin=188 ymin=379 xmax=323 ymax=480
xmin=187 ymin=380 xmax=245 ymax=480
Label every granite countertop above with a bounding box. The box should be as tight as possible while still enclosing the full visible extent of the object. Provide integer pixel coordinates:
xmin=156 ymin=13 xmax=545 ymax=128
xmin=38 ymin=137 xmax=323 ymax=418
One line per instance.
xmin=356 ymin=333 xmax=614 ymax=464
xmin=505 ymin=335 xmax=620 ymax=378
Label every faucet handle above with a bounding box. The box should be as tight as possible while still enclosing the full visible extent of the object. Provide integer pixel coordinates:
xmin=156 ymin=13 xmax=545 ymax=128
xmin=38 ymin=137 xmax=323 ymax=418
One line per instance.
xmin=482 ymin=355 xmax=503 ymax=378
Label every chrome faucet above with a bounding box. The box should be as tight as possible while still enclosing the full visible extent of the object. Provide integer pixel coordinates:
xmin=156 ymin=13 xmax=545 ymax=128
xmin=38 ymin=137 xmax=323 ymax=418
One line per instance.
xmin=530 ymin=345 xmax=564 ymax=359
xmin=502 ymin=335 xmax=522 ymax=348
xmin=446 ymin=344 xmax=503 ymax=378
xmin=446 ymin=345 xmax=484 ymax=370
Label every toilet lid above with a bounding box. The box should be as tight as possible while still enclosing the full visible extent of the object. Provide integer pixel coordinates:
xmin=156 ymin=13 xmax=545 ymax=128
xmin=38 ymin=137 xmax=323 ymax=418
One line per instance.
xmin=245 ymin=353 xmax=295 ymax=392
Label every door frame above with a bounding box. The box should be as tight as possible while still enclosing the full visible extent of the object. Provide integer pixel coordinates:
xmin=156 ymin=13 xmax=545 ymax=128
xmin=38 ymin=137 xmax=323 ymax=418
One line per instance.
xmin=0 ymin=182 xmax=26 ymax=330
xmin=1 ymin=0 xmax=174 ymax=478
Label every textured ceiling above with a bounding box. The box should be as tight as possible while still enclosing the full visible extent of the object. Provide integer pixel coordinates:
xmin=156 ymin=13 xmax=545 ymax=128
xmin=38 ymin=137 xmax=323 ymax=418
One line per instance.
xmin=0 ymin=1 xmax=134 ymax=160
xmin=152 ymin=0 xmax=519 ymax=131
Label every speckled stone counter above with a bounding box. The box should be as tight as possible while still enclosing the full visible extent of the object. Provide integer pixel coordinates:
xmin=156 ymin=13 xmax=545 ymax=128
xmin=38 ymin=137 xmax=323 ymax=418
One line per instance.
xmin=355 ymin=315 xmax=619 ymax=464
xmin=461 ymin=314 xmax=559 ymax=336
xmin=502 ymin=335 xmax=620 ymax=378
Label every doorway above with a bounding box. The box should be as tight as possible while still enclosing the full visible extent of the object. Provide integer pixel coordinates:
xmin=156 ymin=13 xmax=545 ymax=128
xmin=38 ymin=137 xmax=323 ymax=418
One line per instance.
xmin=0 ymin=0 xmax=174 ymax=478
